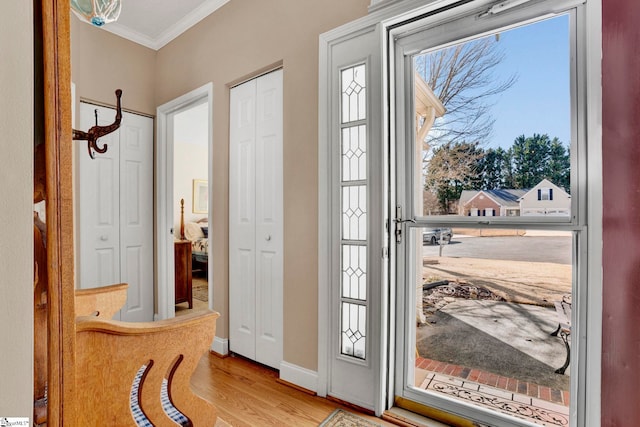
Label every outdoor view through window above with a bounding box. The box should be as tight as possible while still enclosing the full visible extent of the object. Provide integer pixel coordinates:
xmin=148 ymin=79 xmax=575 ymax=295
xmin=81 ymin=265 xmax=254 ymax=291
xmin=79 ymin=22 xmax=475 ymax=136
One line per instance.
xmin=411 ymin=15 xmax=572 ymax=426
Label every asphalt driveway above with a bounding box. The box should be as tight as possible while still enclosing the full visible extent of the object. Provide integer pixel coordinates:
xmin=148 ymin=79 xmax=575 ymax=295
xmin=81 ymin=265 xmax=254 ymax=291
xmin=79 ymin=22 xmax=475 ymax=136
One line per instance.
xmin=423 ymin=234 xmax=572 ymax=264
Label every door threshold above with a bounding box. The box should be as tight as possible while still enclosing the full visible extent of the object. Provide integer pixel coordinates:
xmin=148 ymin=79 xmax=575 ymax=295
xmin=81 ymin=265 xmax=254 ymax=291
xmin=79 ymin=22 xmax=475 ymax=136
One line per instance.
xmin=386 ymin=399 xmax=477 ymax=427
xmin=383 ymin=407 xmax=451 ymax=427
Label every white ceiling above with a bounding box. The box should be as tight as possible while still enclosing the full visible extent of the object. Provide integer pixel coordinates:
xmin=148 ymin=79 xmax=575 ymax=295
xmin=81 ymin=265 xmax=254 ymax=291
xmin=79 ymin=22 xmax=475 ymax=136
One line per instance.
xmin=99 ymin=0 xmax=230 ymax=50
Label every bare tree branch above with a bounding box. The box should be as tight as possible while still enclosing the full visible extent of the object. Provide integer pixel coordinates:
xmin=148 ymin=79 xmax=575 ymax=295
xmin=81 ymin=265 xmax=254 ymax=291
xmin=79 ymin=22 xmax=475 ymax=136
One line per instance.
xmin=416 ymin=36 xmax=517 ymax=147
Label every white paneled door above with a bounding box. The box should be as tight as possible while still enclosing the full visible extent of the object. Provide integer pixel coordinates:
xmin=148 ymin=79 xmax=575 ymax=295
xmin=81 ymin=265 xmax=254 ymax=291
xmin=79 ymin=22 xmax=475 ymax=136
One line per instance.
xmin=77 ymin=103 xmax=154 ymax=322
xmin=229 ymin=70 xmax=283 ymax=369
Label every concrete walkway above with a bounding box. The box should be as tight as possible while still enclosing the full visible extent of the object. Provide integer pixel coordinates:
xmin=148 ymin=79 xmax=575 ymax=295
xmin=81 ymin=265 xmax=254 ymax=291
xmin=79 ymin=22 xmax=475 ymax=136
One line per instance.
xmin=416 ymin=299 xmax=570 ymax=390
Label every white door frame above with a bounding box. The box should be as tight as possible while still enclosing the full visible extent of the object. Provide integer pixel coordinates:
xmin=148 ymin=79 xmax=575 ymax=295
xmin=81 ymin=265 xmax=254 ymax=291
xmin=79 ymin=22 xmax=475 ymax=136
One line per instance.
xmin=156 ymin=82 xmax=214 ymax=320
xmin=319 ymin=0 xmax=602 ymax=422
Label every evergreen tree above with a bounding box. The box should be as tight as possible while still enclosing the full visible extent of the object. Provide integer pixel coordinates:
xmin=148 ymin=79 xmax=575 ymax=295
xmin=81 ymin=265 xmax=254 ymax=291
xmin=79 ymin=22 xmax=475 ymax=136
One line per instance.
xmin=478 ymin=147 xmax=509 ymax=189
xmin=510 ymin=133 xmax=570 ymax=190
xmin=545 ymin=137 xmax=571 ymax=191
xmin=502 ymin=146 xmax=516 ymax=189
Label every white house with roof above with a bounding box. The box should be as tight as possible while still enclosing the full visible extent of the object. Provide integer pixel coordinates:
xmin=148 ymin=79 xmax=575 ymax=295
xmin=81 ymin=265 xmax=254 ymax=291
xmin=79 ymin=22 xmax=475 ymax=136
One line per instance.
xmin=519 ymin=178 xmax=571 ymax=216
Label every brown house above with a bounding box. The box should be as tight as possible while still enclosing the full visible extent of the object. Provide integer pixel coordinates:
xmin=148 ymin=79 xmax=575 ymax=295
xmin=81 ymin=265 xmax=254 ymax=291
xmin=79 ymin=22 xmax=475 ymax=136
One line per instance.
xmin=459 ymin=189 xmax=527 ymax=217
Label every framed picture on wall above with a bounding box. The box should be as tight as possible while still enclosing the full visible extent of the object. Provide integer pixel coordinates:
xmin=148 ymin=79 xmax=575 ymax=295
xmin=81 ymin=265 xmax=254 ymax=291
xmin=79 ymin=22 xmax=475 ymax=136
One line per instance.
xmin=192 ymin=179 xmax=208 ymax=214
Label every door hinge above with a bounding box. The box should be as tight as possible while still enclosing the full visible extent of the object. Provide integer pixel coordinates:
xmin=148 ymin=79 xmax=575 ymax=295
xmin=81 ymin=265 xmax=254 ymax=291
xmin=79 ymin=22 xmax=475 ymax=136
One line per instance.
xmin=382 ymin=247 xmax=389 ymax=259
xmin=393 ymin=205 xmax=415 ymax=244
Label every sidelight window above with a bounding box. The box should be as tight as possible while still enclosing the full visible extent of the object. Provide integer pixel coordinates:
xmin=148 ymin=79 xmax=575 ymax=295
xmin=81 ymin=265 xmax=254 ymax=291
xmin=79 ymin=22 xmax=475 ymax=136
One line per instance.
xmin=340 ymin=64 xmax=368 ymax=360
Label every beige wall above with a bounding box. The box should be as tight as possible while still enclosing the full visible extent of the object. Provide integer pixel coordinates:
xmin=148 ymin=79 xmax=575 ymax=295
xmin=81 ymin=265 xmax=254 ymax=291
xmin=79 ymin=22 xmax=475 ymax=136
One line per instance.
xmin=0 ymin=1 xmax=34 ymax=418
xmin=69 ymin=0 xmax=370 ymax=372
xmin=70 ymin=17 xmax=157 ymax=116
xmin=155 ymin=0 xmax=369 ymax=370
xmin=174 ymin=141 xmax=208 ymax=231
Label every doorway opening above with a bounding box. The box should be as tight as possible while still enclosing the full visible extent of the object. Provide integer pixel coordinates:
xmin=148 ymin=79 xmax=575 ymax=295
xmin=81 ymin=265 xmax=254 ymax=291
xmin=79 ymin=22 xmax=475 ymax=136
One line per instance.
xmin=173 ymin=101 xmax=211 ymax=316
xmin=156 ymin=83 xmax=213 ymax=320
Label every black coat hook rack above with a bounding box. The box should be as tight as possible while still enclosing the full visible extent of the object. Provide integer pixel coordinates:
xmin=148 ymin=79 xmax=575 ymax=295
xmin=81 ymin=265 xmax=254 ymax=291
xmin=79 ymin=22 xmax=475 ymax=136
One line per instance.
xmin=72 ymin=89 xmax=123 ymax=159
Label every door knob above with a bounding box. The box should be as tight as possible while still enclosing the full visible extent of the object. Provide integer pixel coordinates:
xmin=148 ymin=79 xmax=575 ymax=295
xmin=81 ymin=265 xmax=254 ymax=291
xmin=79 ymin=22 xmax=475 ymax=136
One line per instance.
xmin=265 ymin=235 xmax=272 ymax=241
xmin=100 ymin=235 xmax=108 ymax=241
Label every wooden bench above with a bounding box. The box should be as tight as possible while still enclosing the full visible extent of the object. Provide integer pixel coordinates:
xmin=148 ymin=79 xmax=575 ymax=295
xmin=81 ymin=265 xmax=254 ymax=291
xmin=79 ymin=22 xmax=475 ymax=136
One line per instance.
xmin=550 ymin=294 xmax=571 ymax=374
xmin=34 ymin=280 xmax=220 ymax=426
xmin=75 ymin=284 xmax=219 ymax=426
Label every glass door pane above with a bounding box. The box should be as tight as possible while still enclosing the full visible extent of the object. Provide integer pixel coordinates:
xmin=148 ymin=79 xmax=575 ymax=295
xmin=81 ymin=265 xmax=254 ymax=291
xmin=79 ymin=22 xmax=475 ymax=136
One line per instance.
xmin=414 ymin=15 xmax=572 ymax=222
xmin=411 ymin=228 xmax=572 ymax=426
xmin=394 ymin=6 xmax=580 ymax=426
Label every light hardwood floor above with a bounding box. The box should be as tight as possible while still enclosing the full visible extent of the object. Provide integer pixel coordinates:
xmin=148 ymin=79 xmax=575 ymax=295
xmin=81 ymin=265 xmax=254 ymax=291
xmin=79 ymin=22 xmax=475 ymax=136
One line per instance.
xmin=191 ymin=352 xmax=398 ymax=426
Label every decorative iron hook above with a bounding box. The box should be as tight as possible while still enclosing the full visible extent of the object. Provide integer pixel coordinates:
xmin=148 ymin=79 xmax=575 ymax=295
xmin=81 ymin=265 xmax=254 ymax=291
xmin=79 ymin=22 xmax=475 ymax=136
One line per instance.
xmin=72 ymin=89 xmax=123 ymax=159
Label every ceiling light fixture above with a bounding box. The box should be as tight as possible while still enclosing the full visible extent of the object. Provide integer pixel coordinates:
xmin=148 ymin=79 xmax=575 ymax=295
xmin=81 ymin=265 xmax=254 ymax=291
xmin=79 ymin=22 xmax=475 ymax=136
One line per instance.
xmin=70 ymin=0 xmax=122 ymax=27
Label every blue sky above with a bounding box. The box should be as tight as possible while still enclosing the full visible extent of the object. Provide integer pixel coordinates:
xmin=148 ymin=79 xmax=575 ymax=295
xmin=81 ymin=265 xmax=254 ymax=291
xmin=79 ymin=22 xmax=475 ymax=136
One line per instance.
xmin=484 ymin=14 xmax=571 ymax=149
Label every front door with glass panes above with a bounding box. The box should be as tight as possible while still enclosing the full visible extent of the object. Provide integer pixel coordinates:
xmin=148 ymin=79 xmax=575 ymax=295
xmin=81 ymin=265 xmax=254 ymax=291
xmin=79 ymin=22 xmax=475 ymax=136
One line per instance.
xmin=391 ymin=1 xmax=586 ymax=426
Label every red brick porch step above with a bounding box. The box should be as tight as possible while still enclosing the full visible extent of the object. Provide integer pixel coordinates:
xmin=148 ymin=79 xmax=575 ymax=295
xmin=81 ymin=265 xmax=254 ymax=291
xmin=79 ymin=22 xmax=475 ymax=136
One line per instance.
xmin=416 ymin=356 xmax=569 ymax=407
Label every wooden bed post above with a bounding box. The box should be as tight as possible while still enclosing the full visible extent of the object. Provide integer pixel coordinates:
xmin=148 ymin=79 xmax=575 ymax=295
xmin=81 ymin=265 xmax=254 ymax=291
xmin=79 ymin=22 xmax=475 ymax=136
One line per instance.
xmin=40 ymin=0 xmax=76 ymax=424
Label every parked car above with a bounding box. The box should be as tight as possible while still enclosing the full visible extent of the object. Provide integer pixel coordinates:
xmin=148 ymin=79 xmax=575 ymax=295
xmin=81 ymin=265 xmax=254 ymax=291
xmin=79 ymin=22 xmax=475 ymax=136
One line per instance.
xmin=423 ymin=227 xmax=453 ymax=245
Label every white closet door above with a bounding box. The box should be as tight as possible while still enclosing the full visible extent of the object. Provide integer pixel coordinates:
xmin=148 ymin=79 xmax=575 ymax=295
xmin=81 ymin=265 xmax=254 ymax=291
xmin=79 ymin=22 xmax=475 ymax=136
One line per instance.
xmin=77 ymin=103 xmax=154 ymax=322
xmin=230 ymin=70 xmax=283 ymax=369
xmin=119 ymin=112 xmax=154 ymax=322
xmin=254 ymin=70 xmax=283 ymax=368
xmin=229 ymin=78 xmax=258 ymax=360
xmin=78 ymin=103 xmax=121 ymax=290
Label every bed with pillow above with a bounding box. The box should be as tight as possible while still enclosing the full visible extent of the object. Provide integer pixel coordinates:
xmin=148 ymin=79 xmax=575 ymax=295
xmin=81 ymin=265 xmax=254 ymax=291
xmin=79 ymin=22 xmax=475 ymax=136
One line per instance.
xmin=183 ymin=219 xmax=209 ymax=273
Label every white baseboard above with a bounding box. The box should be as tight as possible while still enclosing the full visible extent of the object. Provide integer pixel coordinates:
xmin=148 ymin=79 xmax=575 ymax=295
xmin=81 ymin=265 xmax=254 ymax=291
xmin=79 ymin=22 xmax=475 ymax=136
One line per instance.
xmin=279 ymin=361 xmax=318 ymax=393
xmin=211 ymin=336 xmax=229 ymax=356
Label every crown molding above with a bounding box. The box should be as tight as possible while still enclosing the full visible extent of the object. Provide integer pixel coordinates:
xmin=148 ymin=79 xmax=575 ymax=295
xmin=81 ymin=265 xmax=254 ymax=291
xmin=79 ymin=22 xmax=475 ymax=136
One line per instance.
xmin=102 ymin=0 xmax=230 ymax=50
